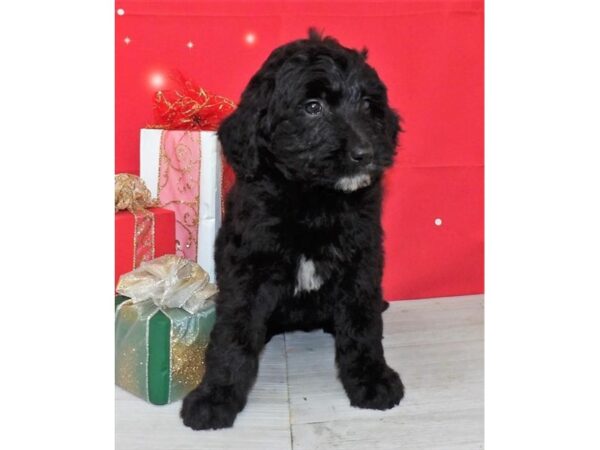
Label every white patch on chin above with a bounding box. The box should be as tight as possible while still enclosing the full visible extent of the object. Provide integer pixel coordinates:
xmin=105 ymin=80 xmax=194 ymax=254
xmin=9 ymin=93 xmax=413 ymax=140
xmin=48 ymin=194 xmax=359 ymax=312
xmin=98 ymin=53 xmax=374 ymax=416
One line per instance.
xmin=294 ymin=255 xmax=323 ymax=296
xmin=335 ymin=174 xmax=372 ymax=192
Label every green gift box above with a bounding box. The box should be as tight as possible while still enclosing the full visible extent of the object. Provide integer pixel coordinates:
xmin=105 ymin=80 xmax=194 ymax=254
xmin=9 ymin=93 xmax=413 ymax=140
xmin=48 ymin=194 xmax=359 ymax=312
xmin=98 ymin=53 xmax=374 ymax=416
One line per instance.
xmin=115 ymin=255 xmax=217 ymax=405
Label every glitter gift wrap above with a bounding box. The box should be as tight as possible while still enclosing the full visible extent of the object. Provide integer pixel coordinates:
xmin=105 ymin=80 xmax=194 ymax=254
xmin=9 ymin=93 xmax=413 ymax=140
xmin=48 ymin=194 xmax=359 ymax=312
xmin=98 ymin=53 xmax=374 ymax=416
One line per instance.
xmin=115 ymin=255 xmax=217 ymax=405
xmin=139 ymin=129 xmax=235 ymax=282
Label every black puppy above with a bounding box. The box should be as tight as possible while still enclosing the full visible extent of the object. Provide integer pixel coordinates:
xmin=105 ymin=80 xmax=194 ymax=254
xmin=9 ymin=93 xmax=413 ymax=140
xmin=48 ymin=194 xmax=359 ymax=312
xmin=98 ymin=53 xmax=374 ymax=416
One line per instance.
xmin=181 ymin=29 xmax=404 ymax=430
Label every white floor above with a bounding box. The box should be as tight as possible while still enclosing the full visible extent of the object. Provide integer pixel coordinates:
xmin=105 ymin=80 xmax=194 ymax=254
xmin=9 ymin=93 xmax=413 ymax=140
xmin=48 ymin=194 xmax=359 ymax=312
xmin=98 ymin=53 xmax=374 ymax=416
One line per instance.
xmin=116 ymin=295 xmax=484 ymax=450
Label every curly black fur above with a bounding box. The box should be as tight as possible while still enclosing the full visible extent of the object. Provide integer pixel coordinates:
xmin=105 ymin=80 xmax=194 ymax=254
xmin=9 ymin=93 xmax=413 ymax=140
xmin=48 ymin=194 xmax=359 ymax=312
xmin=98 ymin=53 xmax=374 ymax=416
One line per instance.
xmin=181 ymin=29 xmax=404 ymax=430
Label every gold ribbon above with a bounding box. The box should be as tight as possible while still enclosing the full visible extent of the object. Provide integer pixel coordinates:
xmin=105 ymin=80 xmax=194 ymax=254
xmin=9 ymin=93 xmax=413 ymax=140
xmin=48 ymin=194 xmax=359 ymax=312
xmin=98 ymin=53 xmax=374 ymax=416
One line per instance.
xmin=116 ymin=255 xmax=217 ymax=314
xmin=115 ymin=173 xmax=157 ymax=212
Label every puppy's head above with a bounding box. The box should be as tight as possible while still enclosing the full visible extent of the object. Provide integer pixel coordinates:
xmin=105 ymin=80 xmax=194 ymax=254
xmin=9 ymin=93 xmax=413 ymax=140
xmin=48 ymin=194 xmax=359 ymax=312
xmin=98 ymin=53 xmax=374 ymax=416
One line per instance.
xmin=219 ymin=29 xmax=401 ymax=192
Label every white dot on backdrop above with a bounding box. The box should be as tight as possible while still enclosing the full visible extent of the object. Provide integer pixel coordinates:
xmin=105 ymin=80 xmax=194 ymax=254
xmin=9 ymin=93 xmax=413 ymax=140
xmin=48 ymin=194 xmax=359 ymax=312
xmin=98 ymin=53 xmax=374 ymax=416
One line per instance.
xmin=150 ymin=73 xmax=165 ymax=89
xmin=124 ymin=37 xmax=131 ymax=45
xmin=187 ymin=41 xmax=194 ymax=49
xmin=434 ymin=218 xmax=443 ymax=226
xmin=245 ymin=32 xmax=256 ymax=45
xmin=117 ymin=8 xmax=125 ymax=16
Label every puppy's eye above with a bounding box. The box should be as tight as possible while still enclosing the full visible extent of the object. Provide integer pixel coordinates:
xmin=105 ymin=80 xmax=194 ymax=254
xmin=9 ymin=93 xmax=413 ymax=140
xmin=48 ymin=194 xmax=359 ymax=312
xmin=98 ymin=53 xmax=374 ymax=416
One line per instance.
xmin=304 ymin=100 xmax=323 ymax=116
xmin=361 ymin=98 xmax=372 ymax=111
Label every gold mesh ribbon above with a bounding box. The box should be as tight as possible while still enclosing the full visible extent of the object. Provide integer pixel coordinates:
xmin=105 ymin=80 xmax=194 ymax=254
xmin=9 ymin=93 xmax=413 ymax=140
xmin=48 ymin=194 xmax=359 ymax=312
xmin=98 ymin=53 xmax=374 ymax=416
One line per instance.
xmin=115 ymin=173 xmax=157 ymax=212
xmin=116 ymin=255 xmax=217 ymax=314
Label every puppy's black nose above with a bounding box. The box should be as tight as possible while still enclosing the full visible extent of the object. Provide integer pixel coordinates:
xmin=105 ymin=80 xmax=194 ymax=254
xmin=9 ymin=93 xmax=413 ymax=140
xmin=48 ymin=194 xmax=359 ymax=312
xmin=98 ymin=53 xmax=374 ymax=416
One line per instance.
xmin=349 ymin=147 xmax=374 ymax=164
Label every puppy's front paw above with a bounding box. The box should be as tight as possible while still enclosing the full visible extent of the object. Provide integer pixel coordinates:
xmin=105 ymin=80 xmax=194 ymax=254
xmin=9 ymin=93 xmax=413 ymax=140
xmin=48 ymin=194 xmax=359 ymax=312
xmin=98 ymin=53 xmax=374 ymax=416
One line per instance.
xmin=180 ymin=385 xmax=240 ymax=430
xmin=343 ymin=365 xmax=404 ymax=410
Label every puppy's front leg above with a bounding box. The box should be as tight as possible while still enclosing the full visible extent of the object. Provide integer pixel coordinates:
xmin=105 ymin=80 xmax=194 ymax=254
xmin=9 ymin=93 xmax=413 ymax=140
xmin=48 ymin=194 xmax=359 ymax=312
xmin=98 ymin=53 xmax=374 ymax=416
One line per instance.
xmin=180 ymin=281 xmax=278 ymax=430
xmin=334 ymin=279 xmax=404 ymax=410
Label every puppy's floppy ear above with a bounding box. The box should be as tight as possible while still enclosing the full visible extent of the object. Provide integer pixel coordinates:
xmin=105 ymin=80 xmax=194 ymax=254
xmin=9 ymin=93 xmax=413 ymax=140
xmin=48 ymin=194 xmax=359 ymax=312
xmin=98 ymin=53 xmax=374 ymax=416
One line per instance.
xmin=385 ymin=108 xmax=402 ymax=149
xmin=218 ymin=74 xmax=273 ymax=180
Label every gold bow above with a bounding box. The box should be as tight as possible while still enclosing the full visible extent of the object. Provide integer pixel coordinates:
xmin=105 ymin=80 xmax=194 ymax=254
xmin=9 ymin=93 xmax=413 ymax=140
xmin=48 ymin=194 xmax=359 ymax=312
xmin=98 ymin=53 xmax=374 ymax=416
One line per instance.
xmin=116 ymin=255 xmax=217 ymax=314
xmin=115 ymin=173 xmax=157 ymax=212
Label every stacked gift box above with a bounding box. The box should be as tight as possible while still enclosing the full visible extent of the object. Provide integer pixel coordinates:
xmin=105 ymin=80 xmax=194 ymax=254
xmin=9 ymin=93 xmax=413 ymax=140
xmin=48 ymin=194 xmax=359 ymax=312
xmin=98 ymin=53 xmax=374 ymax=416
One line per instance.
xmin=139 ymin=128 xmax=234 ymax=282
xmin=115 ymin=207 xmax=176 ymax=288
xmin=114 ymin=78 xmax=235 ymax=405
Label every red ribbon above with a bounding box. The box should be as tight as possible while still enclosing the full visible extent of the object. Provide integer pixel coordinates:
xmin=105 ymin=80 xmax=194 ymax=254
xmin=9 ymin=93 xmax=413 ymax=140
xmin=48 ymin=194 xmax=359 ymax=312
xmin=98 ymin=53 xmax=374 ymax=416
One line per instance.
xmin=148 ymin=72 xmax=236 ymax=131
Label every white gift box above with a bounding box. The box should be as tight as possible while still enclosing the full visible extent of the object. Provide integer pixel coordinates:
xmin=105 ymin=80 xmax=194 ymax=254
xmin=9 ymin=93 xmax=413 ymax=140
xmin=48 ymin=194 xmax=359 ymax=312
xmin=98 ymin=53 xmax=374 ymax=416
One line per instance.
xmin=140 ymin=129 xmax=225 ymax=282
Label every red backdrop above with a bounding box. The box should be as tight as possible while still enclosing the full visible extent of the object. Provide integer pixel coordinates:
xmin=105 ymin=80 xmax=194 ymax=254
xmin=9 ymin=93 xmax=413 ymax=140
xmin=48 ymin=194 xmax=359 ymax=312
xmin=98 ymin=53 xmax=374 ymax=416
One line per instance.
xmin=115 ymin=0 xmax=484 ymax=301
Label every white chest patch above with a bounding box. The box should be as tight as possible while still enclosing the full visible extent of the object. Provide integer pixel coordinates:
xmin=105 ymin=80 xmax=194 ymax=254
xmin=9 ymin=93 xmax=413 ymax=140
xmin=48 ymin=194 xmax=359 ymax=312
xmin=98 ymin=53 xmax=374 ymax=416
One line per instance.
xmin=294 ymin=255 xmax=323 ymax=295
xmin=334 ymin=174 xmax=372 ymax=192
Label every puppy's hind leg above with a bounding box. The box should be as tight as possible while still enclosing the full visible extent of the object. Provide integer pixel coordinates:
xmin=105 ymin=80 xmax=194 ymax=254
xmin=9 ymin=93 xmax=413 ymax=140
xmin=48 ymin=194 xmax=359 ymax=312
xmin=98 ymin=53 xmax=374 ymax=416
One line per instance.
xmin=180 ymin=279 xmax=280 ymax=430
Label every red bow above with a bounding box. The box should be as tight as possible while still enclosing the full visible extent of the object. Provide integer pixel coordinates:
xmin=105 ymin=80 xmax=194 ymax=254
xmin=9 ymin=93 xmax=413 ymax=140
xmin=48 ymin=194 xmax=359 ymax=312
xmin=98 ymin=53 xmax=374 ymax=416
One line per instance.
xmin=149 ymin=73 xmax=236 ymax=131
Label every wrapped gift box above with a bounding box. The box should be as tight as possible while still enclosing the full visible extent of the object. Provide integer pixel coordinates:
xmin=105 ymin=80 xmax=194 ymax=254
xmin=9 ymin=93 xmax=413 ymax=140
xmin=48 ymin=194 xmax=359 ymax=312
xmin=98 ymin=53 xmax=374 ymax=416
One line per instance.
xmin=115 ymin=255 xmax=217 ymax=405
xmin=115 ymin=295 xmax=216 ymax=405
xmin=115 ymin=207 xmax=176 ymax=288
xmin=140 ymin=129 xmax=234 ymax=281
